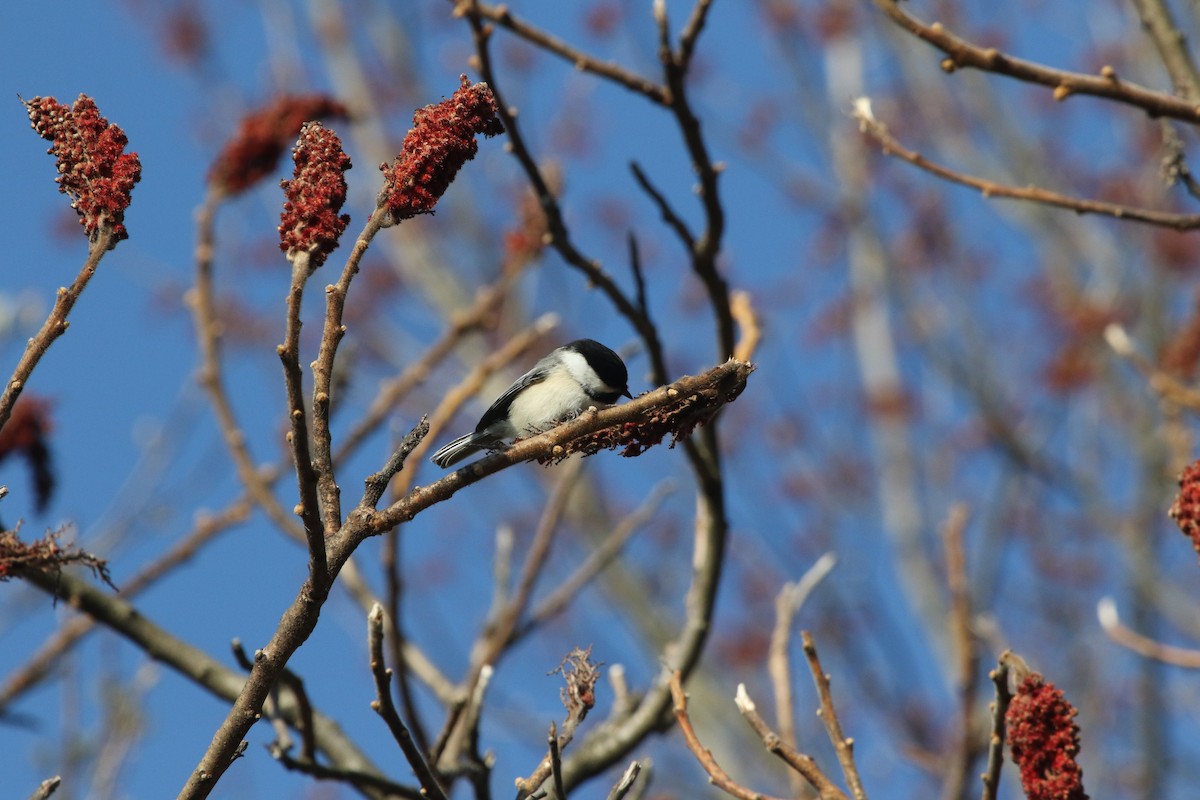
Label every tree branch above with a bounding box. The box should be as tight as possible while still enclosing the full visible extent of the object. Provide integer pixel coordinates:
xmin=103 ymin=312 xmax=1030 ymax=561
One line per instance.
xmin=0 ymin=227 xmax=113 ymax=434
xmin=873 ymin=0 xmax=1200 ymax=124
xmin=853 ymin=98 xmax=1200 ymax=231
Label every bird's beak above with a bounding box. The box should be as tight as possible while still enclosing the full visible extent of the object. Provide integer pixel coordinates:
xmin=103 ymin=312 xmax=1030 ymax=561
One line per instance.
xmin=622 ymin=388 xmax=633 ymax=399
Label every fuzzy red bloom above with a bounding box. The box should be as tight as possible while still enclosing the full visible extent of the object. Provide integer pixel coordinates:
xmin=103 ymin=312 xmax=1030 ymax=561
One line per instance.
xmin=279 ymin=122 xmax=352 ymax=271
xmin=1006 ymin=673 xmax=1088 ymax=800
xmin=25 ymin=94 xmax=141 ymax=248
xmin=378 ymin=75 xmax=503 ymax=225
xmin=0 ymin=396 xmax=55 ymax=513
xmin=1170 ymin=459 xmax=1200 ymax=560
xmin=209 ymin=95 xmax=348 ymax=196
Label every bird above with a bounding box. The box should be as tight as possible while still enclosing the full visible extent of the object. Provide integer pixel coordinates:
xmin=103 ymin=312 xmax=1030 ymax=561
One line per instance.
xmin=431 ymin=339 xmax=632 ymax=468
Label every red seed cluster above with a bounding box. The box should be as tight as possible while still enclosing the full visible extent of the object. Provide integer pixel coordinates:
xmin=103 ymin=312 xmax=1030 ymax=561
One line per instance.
xmin=1005 ymin=673 xmax=1088 ymax=800
xmin=378 ymin=75 xmax=504 ymax=225
xmin=25 ymin=94 xmax=141 ymax=248
xmin=209 ymin=95 xmax=348 ymax=196
xmin=0 ymin=396 xmax=55 ymax=512
xmin=1170 ymin=459 xmax=1200 ymax=560
xmin=279 ymin=122 xmax=352 ymax=271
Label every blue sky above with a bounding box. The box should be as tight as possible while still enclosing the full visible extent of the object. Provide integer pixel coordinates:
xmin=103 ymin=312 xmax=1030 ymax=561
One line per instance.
xmin=3 ymin=1 xmax=1197 ymax=798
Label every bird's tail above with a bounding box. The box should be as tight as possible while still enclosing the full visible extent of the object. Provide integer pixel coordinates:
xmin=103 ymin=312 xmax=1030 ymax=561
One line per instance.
xmin=431 ymin=433 xmax=490 ymax=468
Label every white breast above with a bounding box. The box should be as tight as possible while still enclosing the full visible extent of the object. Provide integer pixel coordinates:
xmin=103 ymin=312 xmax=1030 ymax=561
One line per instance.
xmin=504 ymin=369 xmax=592 ymax=437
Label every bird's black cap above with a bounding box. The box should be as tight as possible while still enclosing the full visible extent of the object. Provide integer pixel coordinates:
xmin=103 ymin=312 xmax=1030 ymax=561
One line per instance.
xmin=567 ymin=339 xmax=632 ymax=400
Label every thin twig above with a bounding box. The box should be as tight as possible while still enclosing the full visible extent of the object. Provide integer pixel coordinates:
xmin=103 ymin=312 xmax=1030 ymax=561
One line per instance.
xmin=605 ymin=762 xmax=641 ymax=800
xmin=548 ymin=721 xmax=566 ymax=800
xmin=517 ymin=482 xmax=674 ymax=640
xmin=1104 ymin=323 xmax=1200 ymax=411
xmin=767 ymin=553 xmax=837 ymax=798
xmin=333 ymin=272 xmax=517 ymax=463
xmin=515 ymin=648 xmax=601 ymax=799
xmin=279 ymin=251 xmax=329 ymax=589
xmin=940 ymin=504 xmax=977 ymax=800
xmin=0 ymin=228 xmax=113 ymax=434
xmin=17 ymin=566 xmax=395 ymax=798
xmin=801 ymin=632 xmax=868 ymax=800
xmin=190 ymin=191 xmax=306 ymax=539
xmin=462 ymin=4 xmax=670 ymax=385
xmin=654 ymin=0 xmax=733 ymax=360
xmin=0 ymin=489 xmax=256 ymax=708
xmin=980 ymin=656 xmax=1015 ymax=800
xmin=367 ymin=604 xmax=449 ymax=800
xmin=381 ymin=315 xmax=558 ymax=766
xmin=309 ymin=207 xmax=390 ymax=538
xmin=677 ymin=0 xmax=715 ymax=72
xmin=274 ymin=751 xmax=423 ymax=799
xmin=734 ymin=683 xmax=849 ymax=800
xmin=1121 ymin=0 xmax=1200 ymax=100
xmin=853 ymin=98 xmax=1200 ymax=232
xmin=873 ymin=0 xmax=1200 ymax=124
xmin=455 ymin=1 xmax=667 ymax=104
xmin=730 ymin=291 xmax=761 ymax=364
xmin=629 ymin=161 xmax=696 ymax=252
xmin=25 ymin=776 xmax=61 ymax=800
xmin=362 ymin=419 xmax=429 ymax=509
xmin=668 ymin=672 xmax=789 ymax=800
xmin=1098 ymin=597 xmax=1200 ymax=668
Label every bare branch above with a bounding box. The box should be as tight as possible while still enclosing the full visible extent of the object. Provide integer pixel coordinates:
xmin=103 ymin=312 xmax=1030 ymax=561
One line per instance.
xmin=730 ymin=291 xmax=762 ymax=367
xmin=1128 ymin=0 xmax=1200 ymax=100
xmin=367 ymin=359 xmax=753 ymax=536
xmin=278 ymin=250 xmax=329 ymax=589
xmin=273 ymin=751 xmax=422 ymax=799
xmin=0 ymin=228 xmax=113 ymax=434
xmin=735 ymin=683 xmax=849 ymax=800
xmin=980 ymin=655 xmax=1016 ymax=800
xmin=668 ymin=672 xmax=789 ymax=800
xmin=308 ymin=207 xmax=390 ymax=539
xmin=1098 ymin=598 xmax=1200 ymax=668
xmin=16 ymin=566 xmax=394 ymax=797
xmin=605 ymin=762 xmax=641 ymax=800
xmin=454 ymin=2 xmax=667 ymax=104
xmin=941 ymin=504 xmax=978 ymax=800
xmin=1104 ymin=323 xmax=1200 ymax=411
xmin=461 ymin=4 xmax=670 ymax=385
xmin=333 ymin=273 xmax=518 ymax=464
xmin=361 ymin=418 xmax=429 ymax=509
xmin=190 ymin=193 xmax=307 ymax=540
xmin=25 ymin=776 xmax=61 ymax=800
xmin=768 ymin=554 xmax=837 ymax=797
xmin=519 ymin=482 xmax=673 ymax=640
xmin=801 ymin=632 xmax=868 ymax=800
xmin=548 ymin=721 xmax=566 ymax=800
xmin=873 ymin=0 xmax=1200 ymax=124
xmin=853 ymin=98 xmax=1200 ymax=231
xmin=367 ymin=604 xmax=449 ymax=800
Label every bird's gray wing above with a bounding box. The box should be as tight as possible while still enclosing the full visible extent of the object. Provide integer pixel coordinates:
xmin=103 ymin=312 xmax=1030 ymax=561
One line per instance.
xmin=474 ymin=363 xmax=550 ymax=433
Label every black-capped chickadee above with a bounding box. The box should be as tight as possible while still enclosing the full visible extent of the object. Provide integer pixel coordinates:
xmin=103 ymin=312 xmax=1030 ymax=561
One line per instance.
xmin=431 ymin=339 xmax=632 ymax=468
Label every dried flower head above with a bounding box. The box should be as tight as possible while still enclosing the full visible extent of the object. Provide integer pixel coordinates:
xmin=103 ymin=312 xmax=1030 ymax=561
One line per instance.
xmin=24 ymin=94 xmax=142 ymax=248
xmin=0 ymin=525 xmax=111 ymax=586
xmin=504 ymin=163 xmax=560 ymax=268
xmin=0 ymin=395 xmax=55 ymax=512
xmin=378 ymin=75 xmax=504 ymax=225
xmin=1005 ymin=673 xmax=1088 ymax=800
xmin=279 ymin=122 xmax=352 ymax=272
xmin=1170 ymin=459 xmax=1200 ymax=560
xmin=209 ymin=95 xmax=348 ymax=196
